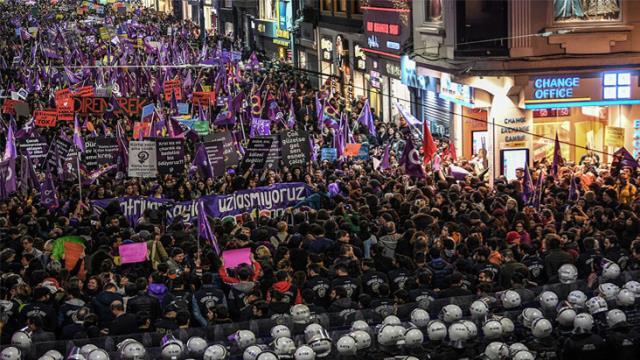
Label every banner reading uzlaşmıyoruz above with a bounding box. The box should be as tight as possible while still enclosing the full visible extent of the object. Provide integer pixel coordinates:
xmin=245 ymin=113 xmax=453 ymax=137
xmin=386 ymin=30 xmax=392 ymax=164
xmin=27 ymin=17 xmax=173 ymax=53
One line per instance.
xmin=202 ymin=182 xmax=311 ymax=218
xmin=90 ymin=183 xmax=311 ymax=225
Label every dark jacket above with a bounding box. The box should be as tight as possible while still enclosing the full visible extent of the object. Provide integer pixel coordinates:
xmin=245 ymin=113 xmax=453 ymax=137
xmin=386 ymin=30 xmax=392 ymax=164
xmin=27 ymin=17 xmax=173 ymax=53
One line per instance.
xmin=605 ymin=323 xmax=640 ymax=358
xmin=127 ymin=291 xmax=162 ymax=321
xmin=109 ymin=312 xmax=139 ymax=336
xmin=91 ymin=291 xmax=123 ymax=327
xmin=561 ymin=333 xmax=606 ymax=360
xmin=544 ymin=249 xmax=574 ymax=282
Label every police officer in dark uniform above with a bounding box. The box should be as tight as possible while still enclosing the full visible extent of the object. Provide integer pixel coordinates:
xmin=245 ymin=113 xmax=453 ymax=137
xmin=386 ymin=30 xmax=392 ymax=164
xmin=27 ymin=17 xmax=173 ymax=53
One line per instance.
xmin=360 ymin=259 xmax=389 ymax=297
xmin=331 ymin=263 xmax=360 ymax=301
xmin=304 ymin=264 xmax=331 ymax=308
xmin=603 ymin=309 xmax=640 ymax=358
xmin=561 ymin=315 xmax=606 ymax=360
xmin=192 ymin=272 xmax=227 ymax=327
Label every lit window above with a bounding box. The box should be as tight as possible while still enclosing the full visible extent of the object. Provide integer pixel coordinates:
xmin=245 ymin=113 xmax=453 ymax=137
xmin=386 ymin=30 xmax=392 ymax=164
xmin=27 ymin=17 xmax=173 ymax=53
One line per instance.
xmin=603 ymin=72 xmax=631 ymax=99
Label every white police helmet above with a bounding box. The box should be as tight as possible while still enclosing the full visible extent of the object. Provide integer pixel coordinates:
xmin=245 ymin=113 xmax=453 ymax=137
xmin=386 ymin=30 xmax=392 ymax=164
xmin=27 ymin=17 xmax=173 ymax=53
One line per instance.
xmin=617 ymin=289 xmax=636 ymax=306
xmin=382 ymin=315 xmax=401 ymax=325
xmin=41 ymin=350 xmax=63 ymax=360
xmin=624 ymin=280 xmax=640 ymax=297
xmin=606 ymin=309 xmax=627 ymax=328
xmin=80 ymin=344 xmax=98 ymax=358
xmin=377 ymin=324 xmax=403 ymax=346
xmin=243 ymin=345 xmax=263 ymax=360
xmin=567 ymin=290 xmax=588 ymax=307
xmin=598 ymin=283 xmax=620 ymax=301
xmin=573 ymin=313 xmax=594 ymax=334
xmin=602 ymin=261 xmax=621 ymax=280
xmin=271 ymin=325 xmax=291 ymax=340
xmin=293 ymin=345 xmax=315 ymax=360
xmin=187 ymin=337 xmax=208 ymax=357
xmin=483 ymin=342 xmax=509 ymax=360
xmin=161 ymin=339 xmax=184 ymax=359
xmin=273 ymin=337 xmax=296 ymax=358
xmin=558 ymin=264 xmax=578 ymax=284
xmin=448 ymin=322 xmax=470 ymax=342
xmin=496 ymin=316 xmax=514 ymax=334
xmin=351 ymin=320 xmax=369 ymax=332
xmin=67 ymin=353 xmax=85 ymax=360
xmin=426 ymin=320 xmax=448 ymax=341
xmin=336 ymin=335 xmax=357 ymax=355
xmin=87 ymin=349 xmax=110 ymax=360
xmin=513 ymin=350 xmax=535 ymax=360
xmin=1 ymin=347 xmax=21 ymax=360
xmin=586 ymin=296 xmax=608 ymax=315
xmin=120 ymin=340 xmax=146 ymax=360
xmin=460 ymin=320 xmax=478 ymax=339
xmin=404 ymin=328 xmax=424 ymax=347
xmin=556 ymin=306 xmax=577 ymax=327
xmin=519 ymin=308 xmax=543 ymax=329
xmin=11 ymin=330 xmax=31 ymax=350
xmin=531 ymin=318 xmax=553 ymax=338
xmin=350 ymin=330 xmax=372 ymax=350
xmin=410 ymin=308 xmax=430 ymax=328
xmin=304 ymin=323 xmax=324 ymax=343
xmin=539 ymin=291 xmax=559 ymax=310
xmin=469 ymin=300 xmax=490 ymax=320
xmin=501 ymin=290 xmax=521 ymax=309
xmin=439 ymin=304 xmax=462 ymax=323
xmin=204 ymin=344 xmax=228 ymax=360
xmin=482 ymin=320 xmax=503 ymax=340
xmin=305 ymin=325 xmax=331 ymax=358
xmin=255 ymin=351 xmax=278 ymax=360
xmin=509 ymin=343 xmax=528 ymax=355
xmin=290 ymin=304 xmax=311 ymax=324
xmin=234 ymin=330 xmax=257 ymax=350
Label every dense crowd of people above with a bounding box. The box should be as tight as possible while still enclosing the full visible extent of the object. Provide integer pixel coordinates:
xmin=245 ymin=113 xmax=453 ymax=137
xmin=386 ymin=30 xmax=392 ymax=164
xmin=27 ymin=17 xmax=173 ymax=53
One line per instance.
xmin=1 ymin=0 xmax=640 ymax=359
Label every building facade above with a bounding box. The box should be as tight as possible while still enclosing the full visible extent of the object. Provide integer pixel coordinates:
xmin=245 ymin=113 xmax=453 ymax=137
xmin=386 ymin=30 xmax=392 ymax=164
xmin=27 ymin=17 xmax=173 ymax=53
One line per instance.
xmin=402 ymin=0 xmax=640 ymax=180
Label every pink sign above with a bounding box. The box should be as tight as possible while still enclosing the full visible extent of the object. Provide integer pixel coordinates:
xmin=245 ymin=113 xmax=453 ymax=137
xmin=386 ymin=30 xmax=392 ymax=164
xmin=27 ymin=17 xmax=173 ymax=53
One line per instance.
xmin=222 ymin=248 xmax=252 ymax=269
xmin=119 ymin=243 xmax=148 ymax=264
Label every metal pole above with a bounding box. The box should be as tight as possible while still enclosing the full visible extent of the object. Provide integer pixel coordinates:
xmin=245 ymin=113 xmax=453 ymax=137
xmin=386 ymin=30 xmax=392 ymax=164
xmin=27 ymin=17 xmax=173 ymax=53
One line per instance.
xmin=76 ymin=152 xmax=82 ymax=200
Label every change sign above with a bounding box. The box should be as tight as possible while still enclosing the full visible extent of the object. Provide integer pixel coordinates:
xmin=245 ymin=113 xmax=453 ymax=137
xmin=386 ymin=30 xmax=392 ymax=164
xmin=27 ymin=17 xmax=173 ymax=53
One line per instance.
xmin=128 ymin=141 xmax=158 ymax=178
xmin=156 ymin=138 xmax=185 ymax=175
xmin=281 ymin=130 xmax=310 ymax=168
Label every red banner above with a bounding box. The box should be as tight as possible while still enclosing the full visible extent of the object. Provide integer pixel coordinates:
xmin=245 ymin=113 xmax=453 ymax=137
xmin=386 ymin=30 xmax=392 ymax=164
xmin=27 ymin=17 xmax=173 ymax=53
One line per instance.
xmin=133 ymin=122 xmax=151 ymax=139
xmin=75 ymin=86 xmax=95 ymax=97
xmin=192 ymin=92 xmax=216 ymax=107
xmin=2 ymin=99 xmax=19 ymax=115
xmin=163 ymin=79 xmax=182 ymax=101
xmin=73 ymin=97 xmax=147 ymax=117
xmin=34 ymin=110 xmax=58 ymax=127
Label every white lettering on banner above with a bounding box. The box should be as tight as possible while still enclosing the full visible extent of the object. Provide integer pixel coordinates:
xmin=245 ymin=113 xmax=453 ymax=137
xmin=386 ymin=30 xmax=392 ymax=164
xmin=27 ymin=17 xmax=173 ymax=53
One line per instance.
xmin=386 ymin=41 xmax=399 ymax=50
xmin=216 ymin=186 xmax=307 ymax=214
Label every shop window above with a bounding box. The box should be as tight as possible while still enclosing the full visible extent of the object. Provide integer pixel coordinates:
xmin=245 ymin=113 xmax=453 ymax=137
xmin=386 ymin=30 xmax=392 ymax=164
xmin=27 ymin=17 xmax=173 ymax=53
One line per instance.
xmin=260 ymin=0 xmax=276 ymax=20
xmin=603 ymin=72 xmax=631 ymax=99
xmin=554 ymin=0 xmax=621 ymax=23
xmin=425 ymin=0 xmax=443 ymax=22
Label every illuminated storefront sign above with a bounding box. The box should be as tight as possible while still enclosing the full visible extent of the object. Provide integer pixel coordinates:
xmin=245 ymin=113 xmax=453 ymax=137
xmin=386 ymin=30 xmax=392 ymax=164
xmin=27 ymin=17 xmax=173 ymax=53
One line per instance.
xmin=400 ymin=55 xmax=435 ymax=91
xmin=634 ymin=119 xmax=640 ymax=158
xmin=363 ymin=0 xmax=411 ymax=56
xmin=354 ymin=44 xmax=367 ymax=71
xmin=524 ymin=72 xmax=640 ymax=109
xmin=320 ymin=37 xmax=333 ymax=61
xmin=439 ymin=74 xmax=475 ymax=108
xmin=533 ymin=77 xmax=581 ymax=99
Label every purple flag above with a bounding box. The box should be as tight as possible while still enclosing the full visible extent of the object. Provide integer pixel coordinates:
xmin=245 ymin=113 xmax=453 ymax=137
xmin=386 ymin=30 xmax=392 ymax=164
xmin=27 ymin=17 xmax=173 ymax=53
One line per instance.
xmin=522 ymin=162 xmax=535 ymax=203
xmin=0 ymin=159 xmax=16 ymax=199
xmin=19 ymin=153 xmax=39 ymax=194
xmin=357 ymin=99 xmax=376 ymax=137
xmin=73 ymin=114 xmax=85 ymax=152
xmin=198 ymin=200 xmax=220 ymax=255
xmin=40 ymin=171 xmax=59 ymax=210
xmin=193 ymin=143 xmax=213 ymax=178
xmin=550 ymin=133 xmax=563 ymax=178
xmin=399 ymin=137 xmax=425 ymax=178
xmin=315 ymin=96 xmax=324 ymax=130
xmin=15 ymin=117 xmax=35 ymax=140
xmin=250 ymin=117 xmax=271 ymax=137
xmin=287 ymin=102 xmax=296 ymax=129
xmin=533 ymin=171 xmax=545 ymax=210
xmin=3 ymin=124 xmax=16 ymax=160
xmin=568 ymin=174 xmax=579 ymax=202
xmin=610 ymin=147 xmax=639 ymax=176
xmin=380 ymin=143 xmax=390 ymax=171
xmin=214 ymin=111 xmax=236 ymax=126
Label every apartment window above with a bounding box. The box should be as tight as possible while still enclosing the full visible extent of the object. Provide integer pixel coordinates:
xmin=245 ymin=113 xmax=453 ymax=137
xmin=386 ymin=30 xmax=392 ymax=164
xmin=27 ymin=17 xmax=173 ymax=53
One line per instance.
xmin=425 ymin=0 xmax=443 ymax=22
xmin=321 ymin=0 xmax=332 ymax=13
xmin=260 ymin=0 xmax=276 ymax=20
xmin=352 ymin=0 xmax=363 ymax=15
xmin=223 ymin=0 xmax=233 ymax=8
xmin=456 ymin=0 xmax=508 ymax=56
xmin=335 ymin=0 xmax=347 ymax=14
xmin=603 ymin=72 xmax=631 ymax=99
xmin=554 ymin=0 xmax=621 ymax=22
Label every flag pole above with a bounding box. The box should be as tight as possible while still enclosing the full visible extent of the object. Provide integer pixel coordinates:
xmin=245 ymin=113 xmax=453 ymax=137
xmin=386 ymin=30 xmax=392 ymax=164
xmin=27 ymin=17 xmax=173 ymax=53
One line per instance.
xmin=76 ymin=152 xmax=82 ymax=200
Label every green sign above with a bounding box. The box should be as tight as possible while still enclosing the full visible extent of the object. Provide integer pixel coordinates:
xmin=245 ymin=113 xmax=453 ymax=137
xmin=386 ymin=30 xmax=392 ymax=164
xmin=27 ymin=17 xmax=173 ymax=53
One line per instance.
xmin=192 ymin=121 xmax=209 ymax=135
